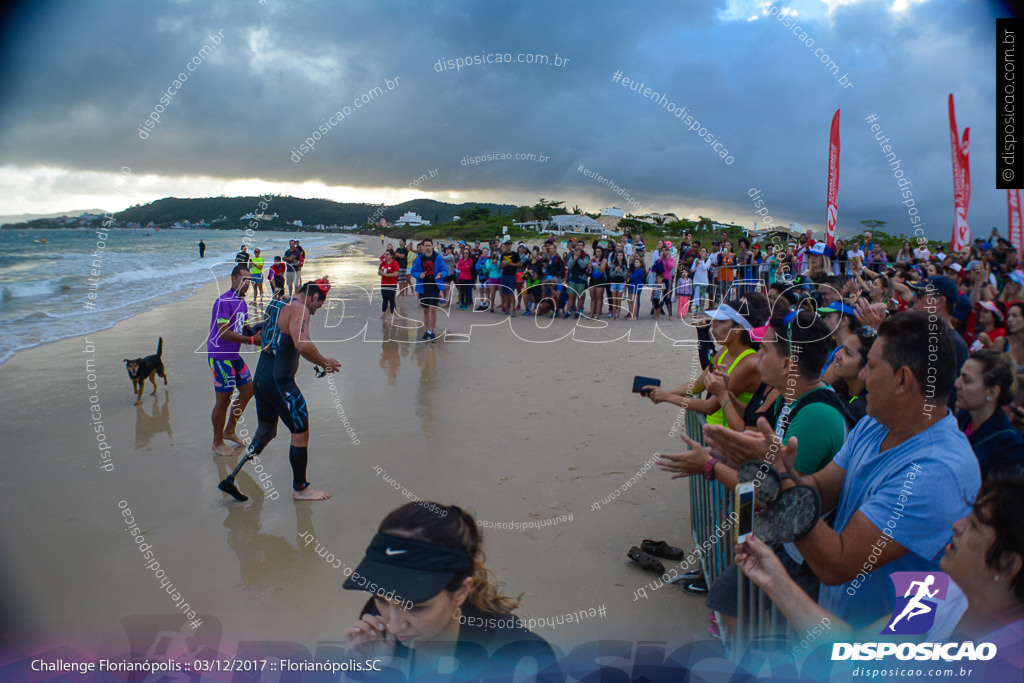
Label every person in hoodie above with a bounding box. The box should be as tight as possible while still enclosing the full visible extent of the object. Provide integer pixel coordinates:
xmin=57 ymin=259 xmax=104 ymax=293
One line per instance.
xmin=410 ymin=238 xmax=448 ymax=342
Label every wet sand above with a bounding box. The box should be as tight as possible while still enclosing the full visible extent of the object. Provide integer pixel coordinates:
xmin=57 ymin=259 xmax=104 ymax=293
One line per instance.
xmin=0 ymin=236 xmax=717 ymax=660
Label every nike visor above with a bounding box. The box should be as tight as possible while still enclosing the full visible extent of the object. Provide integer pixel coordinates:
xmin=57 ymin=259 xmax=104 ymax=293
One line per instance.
xmin=342 ymin=532 xmax=473 ymax=604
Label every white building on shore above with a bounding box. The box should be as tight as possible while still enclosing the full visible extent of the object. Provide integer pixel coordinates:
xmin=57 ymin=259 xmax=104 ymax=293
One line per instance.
xmin=514 ymin=214 xmax=622 ymax=236
xmin=394 ymin=211 xmax=430 ymax=226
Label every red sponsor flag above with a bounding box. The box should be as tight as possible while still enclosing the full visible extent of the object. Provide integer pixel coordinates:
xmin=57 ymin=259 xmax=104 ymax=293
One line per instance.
xmin=825 ymin=109 xmax=840 ymax=250
xmin=948 ymin=94 xmax=972 ymax=251
xmin=1009 ymin=189 xmax=1023 ymax=251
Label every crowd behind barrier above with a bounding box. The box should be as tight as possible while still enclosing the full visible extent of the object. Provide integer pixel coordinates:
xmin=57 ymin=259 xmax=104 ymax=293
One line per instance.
xmin=641 ymin=228 xmax=1024 ymax=672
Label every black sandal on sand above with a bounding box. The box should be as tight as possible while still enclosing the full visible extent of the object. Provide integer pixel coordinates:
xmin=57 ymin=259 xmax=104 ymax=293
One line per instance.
xmin=737 ymin=461 xmax=782 ymax=506
xmin=641 ymin=539 xmax=685 ymax=561
xmin=627 ymin=546 xmax=666 ymax=574
xmin=752 ymin=485 xmax=821 ymax=546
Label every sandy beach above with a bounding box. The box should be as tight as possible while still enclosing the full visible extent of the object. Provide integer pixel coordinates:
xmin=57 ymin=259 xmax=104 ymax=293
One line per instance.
xmin=0 ymin=236 xmax=718 ymax=664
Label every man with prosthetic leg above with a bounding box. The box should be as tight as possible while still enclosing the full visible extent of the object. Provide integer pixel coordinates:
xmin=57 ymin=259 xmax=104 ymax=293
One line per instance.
xmin=219 ymin=278 xmax=341 ymax=502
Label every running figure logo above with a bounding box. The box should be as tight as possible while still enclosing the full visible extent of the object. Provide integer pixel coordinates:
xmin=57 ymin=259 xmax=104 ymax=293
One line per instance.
xmin=883 ymin=572 xmax=950 ymax=635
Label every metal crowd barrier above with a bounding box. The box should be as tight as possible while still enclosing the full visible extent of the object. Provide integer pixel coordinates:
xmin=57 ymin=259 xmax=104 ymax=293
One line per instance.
xmin=684 ymin=409 xmax=733 ymax=584
xmin=683 ymin=401 xmax=790 ymax=660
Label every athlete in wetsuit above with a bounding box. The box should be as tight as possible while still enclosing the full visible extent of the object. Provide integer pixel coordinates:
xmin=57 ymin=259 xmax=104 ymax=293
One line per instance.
xmin=244 ymin=278 xmax=340 ymax=501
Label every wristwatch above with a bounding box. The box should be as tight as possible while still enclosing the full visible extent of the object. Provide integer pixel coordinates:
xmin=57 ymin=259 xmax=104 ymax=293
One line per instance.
xmin=701 ymin=457 xmax=720 ymax=481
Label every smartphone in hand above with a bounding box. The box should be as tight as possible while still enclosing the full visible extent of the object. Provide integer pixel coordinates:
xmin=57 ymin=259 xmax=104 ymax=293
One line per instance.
xmin=735 ymin=482 xmax=755 ymax=543
xmin=633 ymin=376 xmax=661 ymax=396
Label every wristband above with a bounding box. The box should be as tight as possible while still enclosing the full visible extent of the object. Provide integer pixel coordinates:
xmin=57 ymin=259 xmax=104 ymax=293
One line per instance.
xmin=250 ymin=336 xmax=255 ymax=345
xmin=701 ymin=457 xmax=720 ymax=481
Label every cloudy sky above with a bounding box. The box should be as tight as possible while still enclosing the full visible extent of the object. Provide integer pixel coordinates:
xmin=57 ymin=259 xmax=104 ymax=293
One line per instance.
xmin=0 ymin=0 xmax=1014 ymax=240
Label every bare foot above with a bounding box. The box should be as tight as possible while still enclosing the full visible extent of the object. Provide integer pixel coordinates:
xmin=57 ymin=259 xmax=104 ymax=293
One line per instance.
xmin=293 ymin=487 xmax=331 ymax=501
xmin=223 ymin=433 xmax=246 ymax=446
xmin=213 ymin=442 xmax=243 ymax=457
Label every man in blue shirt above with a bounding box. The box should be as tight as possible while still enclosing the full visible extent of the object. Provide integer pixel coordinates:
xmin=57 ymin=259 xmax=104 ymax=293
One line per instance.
xmin=706 ymin=312 xmax=980 ymax=629
xmin=787 ymin=312 xmax=979 ymax=627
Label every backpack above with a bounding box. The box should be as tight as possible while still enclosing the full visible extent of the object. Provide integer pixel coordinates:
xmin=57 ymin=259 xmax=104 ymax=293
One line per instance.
xmin=764 ymin=386 xmax=857 ymax=434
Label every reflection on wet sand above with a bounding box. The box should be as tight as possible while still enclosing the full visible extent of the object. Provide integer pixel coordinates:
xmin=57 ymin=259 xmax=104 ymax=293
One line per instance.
xmin=380 ymin=338 xmax=400 ymax=384
xmin=214 ymin=457 xmax=319 ymax=590
xmin=135 ymin=390 xmax=173 ymax=449
xmin=415 ymin=336 xmax=441 ymax=437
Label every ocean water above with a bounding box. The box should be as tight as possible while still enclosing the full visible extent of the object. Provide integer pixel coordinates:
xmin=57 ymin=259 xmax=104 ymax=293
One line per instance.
xmin=0 ymin=228 xmax=353 ymax=363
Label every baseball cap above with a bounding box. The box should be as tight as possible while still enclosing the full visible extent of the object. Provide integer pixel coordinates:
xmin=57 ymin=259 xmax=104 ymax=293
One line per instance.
xmin=817 ymin=302 xmax=858 ymax=318
xmin=748 ymin=309 xmax=799 ymax=343
xmin=342 ymin=532 xmax=472 ymax=603
xmin=311 ymin=277 xmax=331 ymax=296
xmin=908 ymin=276 xmax=958 ymax=310
xmin=809 ymin=242 xmax=827 ymax=255
xmin=978 ymin=300 xmax=1005 ymax=322
xmin=1011 ymin=270 xmax=1024 ymax=286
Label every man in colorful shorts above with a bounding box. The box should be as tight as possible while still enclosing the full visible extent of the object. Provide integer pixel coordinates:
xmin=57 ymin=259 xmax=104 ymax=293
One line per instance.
xmin=208 ymin=264 xmax=262 ymax=456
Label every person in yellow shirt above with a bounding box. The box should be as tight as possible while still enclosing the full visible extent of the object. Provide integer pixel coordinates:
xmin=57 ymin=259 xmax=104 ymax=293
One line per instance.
xmin=250 ymin=248 xmax=265 ymax=304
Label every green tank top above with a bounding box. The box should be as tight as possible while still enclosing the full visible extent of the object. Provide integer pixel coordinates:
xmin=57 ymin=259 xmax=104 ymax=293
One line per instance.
xmin=704 ymin=347 xmax=756 ymax=426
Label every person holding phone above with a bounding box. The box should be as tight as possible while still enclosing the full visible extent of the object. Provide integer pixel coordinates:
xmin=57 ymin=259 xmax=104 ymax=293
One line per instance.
xmin=344 ymin=502 xmax=560 ymax=681
xmin=657 ymin=309 xmax=853 ymax=614
xmin=642 ymin=293 xmax=768 ymax=427
xmin=735 ymin=475 xmax=1024 ymax=673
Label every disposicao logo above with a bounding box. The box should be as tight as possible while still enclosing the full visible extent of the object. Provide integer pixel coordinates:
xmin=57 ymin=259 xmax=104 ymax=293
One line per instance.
xmin=884 ymin=571 xmax=948 ymax=635
xmin=831 ymin=572 xmax=997 ymax=662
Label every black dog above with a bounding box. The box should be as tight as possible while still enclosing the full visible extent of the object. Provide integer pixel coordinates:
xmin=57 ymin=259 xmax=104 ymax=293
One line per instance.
xmin=125 ymin=337 xmax=167 ymax=405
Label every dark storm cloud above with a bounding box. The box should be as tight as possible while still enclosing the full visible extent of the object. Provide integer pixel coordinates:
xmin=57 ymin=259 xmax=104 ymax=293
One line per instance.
xmin=0 ymin=0 xmax=1009 ymax=239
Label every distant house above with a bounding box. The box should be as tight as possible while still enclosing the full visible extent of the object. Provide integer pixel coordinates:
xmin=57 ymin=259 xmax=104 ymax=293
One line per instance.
xmin=550 ymin=214 xmax=620 ymax=236
xmin=600 ymin=206 xmax=625 ymax=218
xmin=394 ymin=211 xmax=430 ymax=227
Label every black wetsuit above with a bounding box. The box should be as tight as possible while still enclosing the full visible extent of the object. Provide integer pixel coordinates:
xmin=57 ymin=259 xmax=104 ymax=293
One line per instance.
xmin=247 ymin=297 xmax=311 ymax=491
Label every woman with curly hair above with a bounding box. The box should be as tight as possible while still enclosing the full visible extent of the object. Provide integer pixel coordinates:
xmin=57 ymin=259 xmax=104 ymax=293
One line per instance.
xmin=344 ymin=502 xmax=559 ymax=680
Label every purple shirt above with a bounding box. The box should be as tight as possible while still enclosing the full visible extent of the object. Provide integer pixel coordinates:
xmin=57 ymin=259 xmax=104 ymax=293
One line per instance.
xmin=207 ymin=290 xmax=248 ymax=359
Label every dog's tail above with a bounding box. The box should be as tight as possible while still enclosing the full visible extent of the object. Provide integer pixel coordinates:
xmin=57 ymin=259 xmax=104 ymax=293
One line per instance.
xmin=156 ymin=337 xmax=163 ymax=358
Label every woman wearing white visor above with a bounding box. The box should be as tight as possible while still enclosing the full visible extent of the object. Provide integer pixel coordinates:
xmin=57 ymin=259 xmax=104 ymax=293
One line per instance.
xmin=643 ymin=293 xmax=767 ymax=428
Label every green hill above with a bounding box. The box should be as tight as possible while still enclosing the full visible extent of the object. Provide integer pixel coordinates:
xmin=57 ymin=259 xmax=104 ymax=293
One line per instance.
xmin=112 ymin=196 xmax=517 ymax=230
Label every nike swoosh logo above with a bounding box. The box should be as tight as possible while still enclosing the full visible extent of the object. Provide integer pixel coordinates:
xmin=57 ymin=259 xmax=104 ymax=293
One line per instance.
xmin=385 ymin=548 xmax=406 ymax=556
